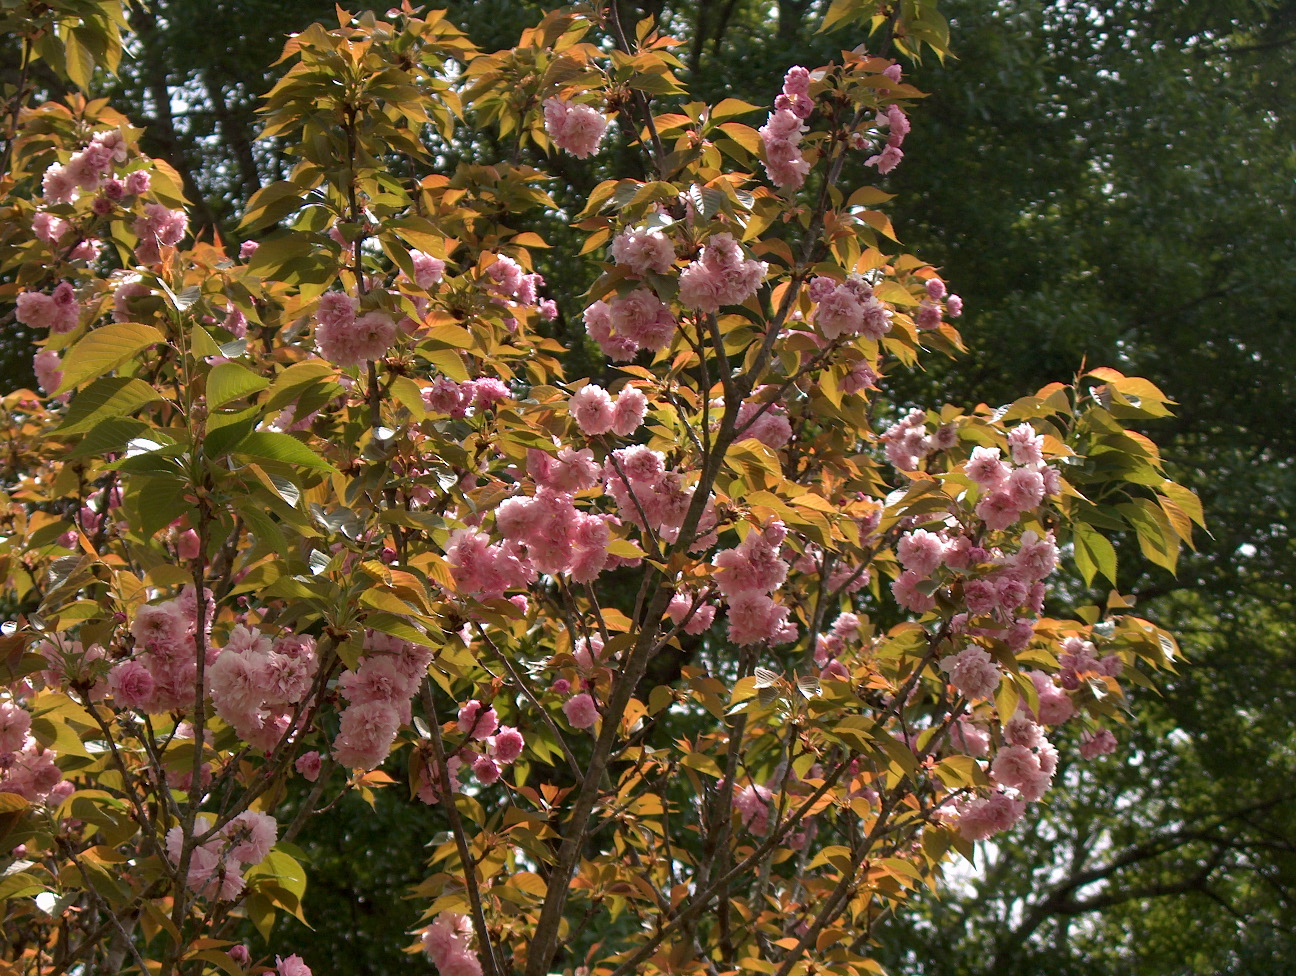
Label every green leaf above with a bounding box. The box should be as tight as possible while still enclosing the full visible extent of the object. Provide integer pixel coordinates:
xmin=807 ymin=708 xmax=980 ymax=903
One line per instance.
xmin=204 ymin=407 xmax=260 ymax=459
xmin=207 ymin=362 xmax=269 ymax=410
xmin=266 ymin=361 xmax=339 ymax=411
xmin=55 ymin=378 xmax=164 ymax=435
xmin=133 ymin=476 xmax=193 ymax=539
xmin=820 ymin=0 xmax=866 ymax=33
xmin=234 ymin=432 xmax=336 ymax=473
xmin=55 ymin=323 xmax=166 ymax=393
xmin=1118 ymin=498 xmax=1180 ymax=574
xmin=60 ymin=25 xmax=95 ymax=91
xmin=65 ymin=417 xmax=154 ymax=459
xmin=1072 ymin=522 xmax=1118 ymax=587
xmin=189 ymin=323 xmax=223 ymax=359
xmin=239 ymin=180 xmax=313 ymax=232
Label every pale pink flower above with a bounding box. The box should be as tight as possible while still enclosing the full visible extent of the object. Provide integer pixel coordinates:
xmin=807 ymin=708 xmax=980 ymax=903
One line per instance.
xmin=295 ymin=750 xmax=322 ymax=781
xmin=489 ymin=726 xmax=524 ymax=763
xmin=332 ymin=700 xmax=402 ymax=769
xmin=457 ymin=700 xmax=499 ymax=740
xmin=32 ymin=212 xmax=69 ymax=243
xmin=964 ymin=446 xmax=1009 ymax=487
xmin=569 ymin=384 xmax=616 ymax=436
xmin=1080 ymin=729 xmax=1117 ymax=759
xmin=975 ymin=490 xmax=1022 ymax=532
xmin=610 ymin=227 xmax=675 ymax=275
xmin=0 ymin=702 xmax=31 ymax=753
xmin=472 ymin=754 xmax=501 ymax=785
xmin=612 ymin=387 xmax=648 ymax=436
xmin=276 ymin=954 xmax=312 ymax=976
xmin=408 ymin=250 xmax=445 ymax=288
xmin=891 ymin=569 xmax=937 ymax=613
xmin=562 ymin=693 xmax=599 ymax=728
xmin=941 ymin=645 xmax=999 ymax=701
xmin=33 ymin=349 xmax=63 ymax=395
xmin=126 ymin=170 xmax=151 ymax=196
xmin=42 ymin=163 xmax=78 ymax=204
xmin=865 ymin=144 xmax=904 ymax=174
xmin=897 ymin=528 xmax=947 ymax=578
xmin=107 ymin=660 xmax=156 ymax=710
xmin=224 ymin=810 xmax=277 ymax=864
xmin=734 ymin=784 xmax=773 ymax=834
xmin=543 ymin=97 xmax=608 ymax=158
xmin=609 ymin=287 xmax=676 ymax=351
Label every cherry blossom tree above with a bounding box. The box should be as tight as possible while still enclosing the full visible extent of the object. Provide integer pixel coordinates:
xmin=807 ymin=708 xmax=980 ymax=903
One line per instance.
xmin=0 ymin=2 xmax=1197 ymax=975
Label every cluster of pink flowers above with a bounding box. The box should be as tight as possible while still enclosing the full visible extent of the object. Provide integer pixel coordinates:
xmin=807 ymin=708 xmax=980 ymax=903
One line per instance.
xmin=0 ymin=700 xmax=67 ymax=804
xmin=665 ymin=591 xmax=717 ymax=635
xmin=865 ymin=101 xmax=909 ymax=174
xmin=164 ymin=810 xmax=276 ymax=901
xmin=568 ymin=383 xmax=647 ymax=437
xmin=991 ymin=714 xmax=1058 ymax=801
xmin=109 ymin=587 xmax=216 ymax=714
xmin=963 ymin=425 xmax=1062 ymax=530
xmin=610 ymin=226 xmax=676 ymax=275
xmin=40 ymin=129 xmax=131 ymax=205
xmin=16 ymin=281 xmax=80 ymax=334
xmin=604 ymin=445 xmax=718 ymax=548
xmin=880 ymin=408 xmax=954 ymax=472
xmin=807 ymin=274 xmax=893 ymax=342
xmin=132 ymin=202 xmax=188 ymax=264
xmin=423 ymin=376 xmax=513 ymax=418
xmin=477 ymin=253 xmax=556 ymax=323
xmin=542 ymin=97 xmax=608 ymax=158
xmin=421 ymin=912 xmax=481 ymax=976
xmin=1080 ymin=728 xmax=1118 ymax=759
xmin=496 ymin=485 xmax=615 ymax=582
xmin=734 ymin=783 xmax=774 ymax=834
xmin=951 ymin=792 xmax=1026 ymax=842
xmin=444 ymin=529 xmax=533 ymax=601
xmin=333 ymin=632 xmax=434 ymax=769
xmin=206 ymin=625 xmax=320 ymax=752
xmin=404 ymin=249 xmax=446 ymax=289
xmin=583 ymin=287 xmax=678 ymax=360
xmin=678 ymin=233 xmax=767 ymax=313
xmin=1057 ymin=635 xmax=1123 ymax=689
xmin=759 ymin=66 xmax=813 ymax=189
xmin=734 ymin=394 xmax=793 ymax=447
xmin=714 ymin=521 xmax=797 ymax=646
xmin=913 ymin=276 xmax=962 ymax=331
xmin=451 ymin=700 xmax=525 ymax=787
xmin=447 ymin=459 xmax=628 ymax=598
xmin=814 ymin=612 xmax=863 ymax=681
xmin=314 ymin=292 xmax=397 ymax=368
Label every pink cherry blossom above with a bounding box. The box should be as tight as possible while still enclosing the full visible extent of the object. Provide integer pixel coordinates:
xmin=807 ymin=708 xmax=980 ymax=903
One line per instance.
xmin=610 ymin=227 xmax=675 ymax=275
xmin=940 ymin=645 xmax=999 ymax=701
xmin=543 ymin=97 xmax=608 ymax=158
xmin=562 ymin=693 xmax=599 ymax=728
